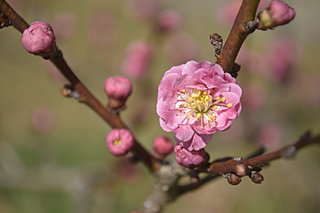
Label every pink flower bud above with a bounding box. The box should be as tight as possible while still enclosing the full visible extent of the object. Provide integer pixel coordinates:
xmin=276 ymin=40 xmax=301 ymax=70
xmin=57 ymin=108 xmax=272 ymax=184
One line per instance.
xmin=258 ymin=0 xmax=296 ymax=30
xmin=104 ymin=76 xmax=132 ymax=109
xmin=22 ymin=21 xmax=56 ymax=58
xmin=122 ymin=40 xmax=154 ymax=79
xmin=174 ymin=144 xmax=207 ymax=167
xmin=156 ymin=9 xmax=181 ymax=32
xmin=153 ymin=136 xmax=174 ymax=157
xmin=106 ymin=129 xmax=134 ymax=156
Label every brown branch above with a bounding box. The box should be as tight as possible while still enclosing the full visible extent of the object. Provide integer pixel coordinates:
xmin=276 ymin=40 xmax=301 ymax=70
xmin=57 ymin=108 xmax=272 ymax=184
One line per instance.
xmin=217 ymin=0 xmax=260 ymax=73
xmin=0 ymin=0 xmax=159 ymax=172
xmin=208 ymin=131 xmax=320 ymax=175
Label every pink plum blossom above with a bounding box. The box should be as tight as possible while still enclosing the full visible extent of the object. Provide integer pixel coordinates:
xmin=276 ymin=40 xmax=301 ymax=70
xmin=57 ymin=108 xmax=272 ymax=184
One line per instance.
xmin=22 ymin=21 xmax=56 ymax=58
xmin=106 ymin=129 xmax=134 ymax=156
xmin=175 ymin=144 xmax=207 ymax=167
xmin=157 ymin=61 xmax=242 ymax=151
xmin=258 ymin=0 xmax=296 ymax=30
xmin=122 ymin=40 xmax=153 ymax=79
xmin=153 ymin=136 xmax=174 ymax=157
xmin=104 ymin=76 xmax=132 ymax=109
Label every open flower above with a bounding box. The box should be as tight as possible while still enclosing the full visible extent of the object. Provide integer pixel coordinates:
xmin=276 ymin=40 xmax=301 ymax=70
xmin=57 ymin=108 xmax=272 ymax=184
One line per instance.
xmin=156 ymin=61 xmax=242 ymax=151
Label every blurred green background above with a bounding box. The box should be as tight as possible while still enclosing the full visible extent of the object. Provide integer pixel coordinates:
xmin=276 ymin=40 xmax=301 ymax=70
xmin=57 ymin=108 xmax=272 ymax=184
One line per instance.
xmin=0 ymin=0 xmax=320 ymax=212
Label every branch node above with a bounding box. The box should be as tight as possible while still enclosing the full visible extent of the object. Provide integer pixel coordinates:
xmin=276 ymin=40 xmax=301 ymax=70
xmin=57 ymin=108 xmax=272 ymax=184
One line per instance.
xmin=0 ymin=10 xmax=12 ymax=29
xmin=61 ymin=84 xmax=80 ymax=100
xmin=234 ymin=163 xmax=249 ymax=176
xmin=281 ymin=146 xmax=296 ymax=159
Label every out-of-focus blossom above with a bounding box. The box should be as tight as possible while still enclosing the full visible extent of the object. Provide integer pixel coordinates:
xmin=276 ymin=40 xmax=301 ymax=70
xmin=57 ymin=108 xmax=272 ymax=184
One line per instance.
xmin=258 ymin=123 xmax=282 ymax=149
xmin=124 ymin=0 xmax=159 ymax=21
xmin=88 ymin=12 xmax=116 ymax=47
xmin=153 ymin=136 xmax=174 ymax=157
xmin=258 ymin=0 xmax=296 ymax=30
xmin=51 ymin=13 xmax=77 ymax=40
xmin=164 ymin=32 xmax=200 ymax=64
xmin=122 ymin=40 xmax=153 ymax=79
xmin=31 ymin=106 xmax=55 ymax=134
xmin=266 ymin=39 xmax=300 ymax=83
xmin=155 ymin=9 xmax=181 ymax=32
xmin=115 ymin=159 xmax=141 ymax=183
xmin=106 ymin=129 xmax=134 ymax=156
xmin=242 ymin=84 xmax=266 ymax=112
xmin=175 ymin=144 xmax=207 ymax=167
xmin=157 ymin=61 xmax=242 ymax=151
xmin=104 ymin=76 xmax=132 ymax=109
xmin=22 ymin=21 xmax=56 ymax=58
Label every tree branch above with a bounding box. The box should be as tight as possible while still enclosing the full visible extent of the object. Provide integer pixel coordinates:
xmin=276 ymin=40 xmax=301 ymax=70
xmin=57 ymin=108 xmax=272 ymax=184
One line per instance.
xmin=0 ymin=0 xmax=159 ymax=172
xmin=217 ymin=0 xmax=260 ymax=73
xmin=208 ymin=131 xmax=320 ymax=175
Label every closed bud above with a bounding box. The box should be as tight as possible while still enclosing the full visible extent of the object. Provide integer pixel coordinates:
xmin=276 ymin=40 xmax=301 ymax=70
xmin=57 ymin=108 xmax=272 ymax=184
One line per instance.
xmin=153 ymin=136 xmax=174 ymax=158
xmin=22 ymin=21 xmax=56 ymax=58
xmin=250 ymin=171 xmax=264 ymax=184
xmin=226 ymin=173 xmax=242 ymax=185
xmin=155 ymin=9 xmax=181 ymax=32
xmin=257 ymin=0 xmax=296 ymax=30
xmin=106 ymin=129 xmax=134 ymax=156
xmin=104 ymin=76 xmax=132 ymax=110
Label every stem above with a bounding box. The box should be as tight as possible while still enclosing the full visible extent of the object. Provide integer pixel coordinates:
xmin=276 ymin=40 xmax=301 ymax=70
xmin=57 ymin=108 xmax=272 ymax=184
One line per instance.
xmin=208 ymin=131 xmax=320 ymax=175
xmin=217 ymin=0 xmax=260 ymax=73
xmin=0 ymin=0 xmax=159 ymax=172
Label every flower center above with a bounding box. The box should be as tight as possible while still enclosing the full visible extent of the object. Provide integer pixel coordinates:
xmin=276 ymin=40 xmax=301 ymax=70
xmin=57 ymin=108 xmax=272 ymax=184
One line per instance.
xmin=175 ymin=88 xmax=232 ymax=128
xmin=113 ymin=139 xmax=122 ymax=146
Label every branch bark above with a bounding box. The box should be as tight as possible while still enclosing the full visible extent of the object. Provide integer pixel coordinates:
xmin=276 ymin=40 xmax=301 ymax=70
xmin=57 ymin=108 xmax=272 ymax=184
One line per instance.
xmin=217 ymin=0 xmax=260 ymax=73
xmin=0 ymin=0 xmax=159 ymax=172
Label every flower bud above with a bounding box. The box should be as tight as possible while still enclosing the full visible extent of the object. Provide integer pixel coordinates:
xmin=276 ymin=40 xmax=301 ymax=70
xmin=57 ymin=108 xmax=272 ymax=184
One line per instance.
xmin=250 ymin=171 xmax=264 ymax=184
xmin=106 ymin=129 xmax=134 ymax=156
xmin=22 ymin=21 xmax=56 ymax=58
xmin=152 ymin=136 xmax=174 ymax=158
xmin=104 ymin=76 xmax=132 ymax=110
xmin=174 ymin=144 xmax=207 ymax=168
xmin=226 ymin=173 xmax=242 ymax=185
xmin=258 ymin=0 xmax=296 ymax=30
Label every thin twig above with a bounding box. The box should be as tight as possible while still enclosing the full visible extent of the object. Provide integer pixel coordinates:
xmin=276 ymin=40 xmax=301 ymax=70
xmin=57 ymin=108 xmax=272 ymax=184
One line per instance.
xmin=208 ymin=131 xmax=320 ymax=175
xmin=0 ymin=0 xmax=159 ymax=172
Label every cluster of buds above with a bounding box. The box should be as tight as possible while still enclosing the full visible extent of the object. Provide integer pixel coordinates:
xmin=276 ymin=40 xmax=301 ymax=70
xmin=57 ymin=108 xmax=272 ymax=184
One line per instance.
xmin=257 ymin=0 xmax=296 ymax=30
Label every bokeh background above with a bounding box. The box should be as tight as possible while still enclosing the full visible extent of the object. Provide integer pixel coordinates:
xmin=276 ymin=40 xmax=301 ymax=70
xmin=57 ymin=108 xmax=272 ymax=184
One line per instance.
xmin=1 ymin=0 xmax=320 ymax=212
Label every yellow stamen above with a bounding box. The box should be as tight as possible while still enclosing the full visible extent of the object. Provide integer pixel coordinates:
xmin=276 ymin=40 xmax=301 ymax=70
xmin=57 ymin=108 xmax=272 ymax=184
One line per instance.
xmin=113 ymin=139 xmax=122 ymax=146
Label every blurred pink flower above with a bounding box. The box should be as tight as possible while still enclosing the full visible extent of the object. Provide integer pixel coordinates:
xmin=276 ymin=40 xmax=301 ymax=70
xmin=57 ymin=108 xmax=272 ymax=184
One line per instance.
xmin=106 ymin=129 xmax=134 ymax=156
xmin=155 ymin=9 xmax=181 ymax=32
xmin=153 ymin=136 xmax=174 ymax=157
xmin=124 ymin=0 xmax=159 ymax=21
xmin=22 ymin=21 xmax=56 ymax=58
xmin=164 ymin=32 xmax=200 ymax=64
xmin=122 ymin=40 xmax=154 ymax=79
xmin=266 ymin=38 xmax=300 ymax=83
xmin=88 ymin=12 xmax=116 ymax=47
xmin=175 ymin=144 xmax=207 ymax=167
xmin=258 ymin=123 xmax=282 ymax=149
xmin=242 ymin=84 xmax=266 ymax=112
xmin=157 ymin=61 xmax=242 ymax=151
xmin=31 ymin=106 xmax=55 ymax=134
xmin=51 ymin=13 xmax=77 ymax=40
xmin=115 ymin=159 xmax=141 ymax=183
